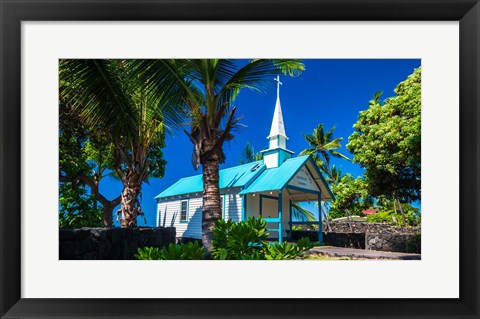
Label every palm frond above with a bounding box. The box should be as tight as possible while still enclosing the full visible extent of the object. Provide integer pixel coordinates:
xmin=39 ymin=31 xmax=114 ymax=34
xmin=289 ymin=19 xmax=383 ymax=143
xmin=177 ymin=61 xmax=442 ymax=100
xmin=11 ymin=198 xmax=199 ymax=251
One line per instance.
xmin=60 ymin=59 xmax=138 ymax=138
xmin=291 ymin=202 xmax=316 ymax=221
xmin=216 ymin=59 xmax=305 ymax=111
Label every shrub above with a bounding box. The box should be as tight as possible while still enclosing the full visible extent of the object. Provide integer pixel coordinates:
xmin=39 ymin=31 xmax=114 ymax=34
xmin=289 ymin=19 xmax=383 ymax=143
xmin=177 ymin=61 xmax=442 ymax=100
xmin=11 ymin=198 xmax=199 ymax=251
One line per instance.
xmin=366 ymin=209 xmax=420 ymax=227
xmin=211 ymin=217 xmax=269 ymax=260
xmin=134 ymin=246 xmax=163 ymax=260
xmin=264 ymin=237 xmax=313 ymax=260
xmin=135 ymin=241 xmax=206 ymax=260
xmin=405 ymin=233 xmax=421 ymax=253
xmin=136 ymin=217 xmax=315 ymax=260
xmin=212 ymin=217 xmax=313 ymax=260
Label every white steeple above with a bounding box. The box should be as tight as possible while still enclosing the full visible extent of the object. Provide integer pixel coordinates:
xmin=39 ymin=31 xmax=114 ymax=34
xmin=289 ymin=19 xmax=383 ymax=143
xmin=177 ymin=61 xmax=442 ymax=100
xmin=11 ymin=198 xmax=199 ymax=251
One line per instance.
xmin=268 ymin=76 xmax=288 ymax=140
xmin=261 ymin=76 xmax=294 ymax=169
xmin=267 ymin=75 xmax=288 ymax=150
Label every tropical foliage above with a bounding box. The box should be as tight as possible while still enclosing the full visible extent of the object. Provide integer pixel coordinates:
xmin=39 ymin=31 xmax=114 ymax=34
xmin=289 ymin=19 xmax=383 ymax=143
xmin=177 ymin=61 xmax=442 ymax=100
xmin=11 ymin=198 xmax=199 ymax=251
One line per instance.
xmin=300 ymin=123 xmax=350 ymax=184
xmin=59 ymin=184 xmax=103 ymax=228
xmin=239 ymin=141 xmax=263 ymax=164
xmin=135 ymin=242 xmax=206 ymax=260
xmin=211 ymin=217 xmax=313 ymax=260
xmin=131 ymin=59 xmax=304 ymax=254
xmin=347 ymin=68 xmax=421 ymax=203
xmin=59 ymin=100 xmax=120 ymax=227
xmin=366 ymin=209 xmax=420 ymax=227
xmin=329 ymin=174 xmax=372 ymax=219
xmin=135 ymin=217 xmax=313 ymax=260
xmin=60 ymin=59 xmax=177 ymax=228
xmin=290 ymin=202 xmax=316 ymax=221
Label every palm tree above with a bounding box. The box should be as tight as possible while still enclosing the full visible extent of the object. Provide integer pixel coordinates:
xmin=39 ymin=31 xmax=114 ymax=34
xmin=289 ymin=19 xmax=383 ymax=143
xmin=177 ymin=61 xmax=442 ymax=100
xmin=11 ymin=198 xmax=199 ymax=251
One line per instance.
xmin=132 ymin=59 xmax=304 ymax=254
xmin=60 ymin=59 xmax=183 ymax=228
xmin=239 ymin=141 xmax=263 ymax=164
xmin=327 ymin=164 xmax=343 ymax=186
xmin=300 ymin=123 xmax=350 ymax=183
xmin=290 ymin=202 xmax=315 ymax=221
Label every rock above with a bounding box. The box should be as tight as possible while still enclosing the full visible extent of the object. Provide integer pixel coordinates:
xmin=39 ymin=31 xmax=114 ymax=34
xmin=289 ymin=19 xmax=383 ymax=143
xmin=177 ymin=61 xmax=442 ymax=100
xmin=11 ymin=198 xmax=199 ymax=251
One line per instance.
xmin=59 ymin=241 xmax=75 ymax=259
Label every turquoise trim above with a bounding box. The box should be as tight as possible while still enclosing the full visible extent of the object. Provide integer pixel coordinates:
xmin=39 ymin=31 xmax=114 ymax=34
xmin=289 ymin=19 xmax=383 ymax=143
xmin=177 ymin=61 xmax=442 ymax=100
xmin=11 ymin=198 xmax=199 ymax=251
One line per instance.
xmin=282 ymin=159 xmax=310 ymax=189
xmin=179 ymin=199 xmax=189 ymax=224
xmin=222 ymin=195 xmax=226 ymax=220
xmin=261 ymin=147 xmax=294 ymax=156
xmin=260 ymin=194 xmax=278 ymax=201
xmin=278 ymin=148 xmax=293 ymax=166
xmin=289 ymin=200 xmax=292 ymax=241
xmin=306 ymin=156 xmax=335 ymax=200
xmin=264 ymin=217 xmax=281 ymax=223
xmin=260 ymin=194 xmax=278 ymax=221
xmin=317 ymin=193 xmax=323 ymax=245
xmin=278 ymin=190 xmax=283 ymax=243
xmin=241 ymin=195 xmax=246 ymax=221
xmin=285 ymin=185 xmax=320 ymax=195
xmin=304 ymin=164 xmax=322 ymax=193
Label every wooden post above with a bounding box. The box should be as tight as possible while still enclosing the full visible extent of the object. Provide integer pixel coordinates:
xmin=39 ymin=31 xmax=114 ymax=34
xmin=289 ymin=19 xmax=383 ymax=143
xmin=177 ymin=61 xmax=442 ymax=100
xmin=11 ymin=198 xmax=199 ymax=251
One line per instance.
xmin=318 ymin=193 xmax=323 ymax=245
xmin=278 ymin=190 xmax=283 ymax=243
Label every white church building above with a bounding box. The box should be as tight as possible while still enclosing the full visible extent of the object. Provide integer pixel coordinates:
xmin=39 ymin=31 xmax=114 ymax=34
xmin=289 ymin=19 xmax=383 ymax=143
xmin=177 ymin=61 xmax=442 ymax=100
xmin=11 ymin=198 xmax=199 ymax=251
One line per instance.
xmin=155 ymin=77 xmax=334 ymax=243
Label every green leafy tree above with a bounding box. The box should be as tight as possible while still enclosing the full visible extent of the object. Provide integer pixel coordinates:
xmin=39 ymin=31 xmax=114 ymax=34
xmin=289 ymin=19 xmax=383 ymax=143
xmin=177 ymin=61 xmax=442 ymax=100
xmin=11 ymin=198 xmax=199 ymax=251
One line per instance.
xmin=329 ymin=174 xmax=372 ymax=219
xmin=59 ymin=102 xmax=120 ymax=227
xmin=60 ymin=59 xmax=177 ymax=228
xmin=347 ymin=68 xmax=421 ymax=210
xmin=132 ymin=59 xmax=304 ymax=255
xmin=59 ymin=183 xmax=103 ymax=228
xmin=300 ymin=123 xmax=350 ymax=184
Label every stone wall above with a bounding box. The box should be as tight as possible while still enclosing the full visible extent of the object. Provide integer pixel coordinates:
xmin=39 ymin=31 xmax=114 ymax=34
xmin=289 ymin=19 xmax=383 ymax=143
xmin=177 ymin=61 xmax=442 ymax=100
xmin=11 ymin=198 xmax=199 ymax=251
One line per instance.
xmin=324 ymin=222 xmax=420 ymax=235
xmin=365 ymin=233 xmax=421 ymax=253
xmin=59 ymin=227 xmax=176 ymax=260
xmin=292 ymin=222 xmax=421 ymax=253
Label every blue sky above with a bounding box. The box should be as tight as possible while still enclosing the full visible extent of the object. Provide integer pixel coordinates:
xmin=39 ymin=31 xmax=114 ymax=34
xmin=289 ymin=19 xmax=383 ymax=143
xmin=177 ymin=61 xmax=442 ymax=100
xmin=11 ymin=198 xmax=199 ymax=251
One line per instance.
xmin=98 ymin=59 xmax=421 ymax=226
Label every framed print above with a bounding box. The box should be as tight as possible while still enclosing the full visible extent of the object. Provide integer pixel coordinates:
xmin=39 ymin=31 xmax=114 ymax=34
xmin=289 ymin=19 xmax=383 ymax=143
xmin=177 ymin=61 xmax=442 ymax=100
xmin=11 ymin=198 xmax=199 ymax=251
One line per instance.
xmin=1 ymin=0 xmax=479 ymax=318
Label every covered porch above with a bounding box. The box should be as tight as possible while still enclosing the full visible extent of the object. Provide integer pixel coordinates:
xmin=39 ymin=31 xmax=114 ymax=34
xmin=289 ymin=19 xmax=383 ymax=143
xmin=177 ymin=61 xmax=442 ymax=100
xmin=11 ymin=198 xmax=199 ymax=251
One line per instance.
xmin=239 ymin=155 xmax=334 ymax=244
xmin=241 ymin=188 xmax=323 ymax=243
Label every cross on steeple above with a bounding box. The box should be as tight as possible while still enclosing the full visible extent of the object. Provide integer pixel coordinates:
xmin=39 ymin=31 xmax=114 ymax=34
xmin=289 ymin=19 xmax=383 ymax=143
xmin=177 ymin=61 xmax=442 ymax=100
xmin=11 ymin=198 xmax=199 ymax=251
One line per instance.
xmin=261 ymin=75 xmax=294 ymax=169
xmin=274 ymin=75 xmax=282 ymax=98
xmin=267 ymin=75 xmax=287 ymax=141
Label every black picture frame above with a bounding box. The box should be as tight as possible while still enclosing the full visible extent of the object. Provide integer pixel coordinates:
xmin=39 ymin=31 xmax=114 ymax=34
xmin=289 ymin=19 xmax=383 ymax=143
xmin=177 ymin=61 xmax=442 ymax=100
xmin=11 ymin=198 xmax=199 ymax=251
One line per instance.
xmin=1 ymin=0 xmax=479 ymax=318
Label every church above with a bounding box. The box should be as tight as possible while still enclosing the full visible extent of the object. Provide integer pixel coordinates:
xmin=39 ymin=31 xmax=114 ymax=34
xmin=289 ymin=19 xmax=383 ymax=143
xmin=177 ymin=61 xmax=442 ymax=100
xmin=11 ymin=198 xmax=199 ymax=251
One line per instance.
xmin=155 ymin=76 xmax=334 ymax=243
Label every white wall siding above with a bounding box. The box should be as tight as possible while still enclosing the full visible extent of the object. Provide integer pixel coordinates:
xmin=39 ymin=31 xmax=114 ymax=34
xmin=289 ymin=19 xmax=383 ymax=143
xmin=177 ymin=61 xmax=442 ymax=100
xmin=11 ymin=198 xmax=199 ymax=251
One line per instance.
xmin=157 ymin=190 xmax=243 ymax=240
xmin=224 ymin=193 xmax=242 ymax=222
xmin=157 ymin=197 xmax=202 ymax=239
xmin=183 ymin=197 xmax=202 ymax=239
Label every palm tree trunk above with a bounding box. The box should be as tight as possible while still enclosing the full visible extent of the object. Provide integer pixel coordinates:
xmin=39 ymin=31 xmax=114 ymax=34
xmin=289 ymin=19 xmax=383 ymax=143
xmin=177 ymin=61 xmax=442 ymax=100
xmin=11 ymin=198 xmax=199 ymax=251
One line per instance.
xmin=120 ymin=179 xmax=142 ymax=228
xmin=201 ymin=156 xmax=222 ymax=257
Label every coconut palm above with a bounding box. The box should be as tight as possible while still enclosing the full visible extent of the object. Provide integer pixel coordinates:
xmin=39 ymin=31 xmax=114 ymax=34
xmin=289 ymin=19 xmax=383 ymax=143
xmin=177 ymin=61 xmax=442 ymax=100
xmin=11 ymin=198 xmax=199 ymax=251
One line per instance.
xmin=60 ymin=59 xmax=183 ymax=228
xmin=290 ymin=202 xmax=316 ymax=221
xmin=131 ymin=59 xmax=304 ymax=254
xmin=239 ymin=141 xmax=263 ymax=164
xmin=300 ymin=123 xmax=350 ymax=183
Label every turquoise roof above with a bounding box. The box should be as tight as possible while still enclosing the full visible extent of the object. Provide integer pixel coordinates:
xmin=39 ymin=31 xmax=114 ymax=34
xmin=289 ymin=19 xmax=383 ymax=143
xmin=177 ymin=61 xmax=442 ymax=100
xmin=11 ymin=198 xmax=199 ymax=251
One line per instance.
xmin=239 ymin=155 xmax=310 ymax=195
xmin=155 ymin=161 xmax=265 ymax=199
